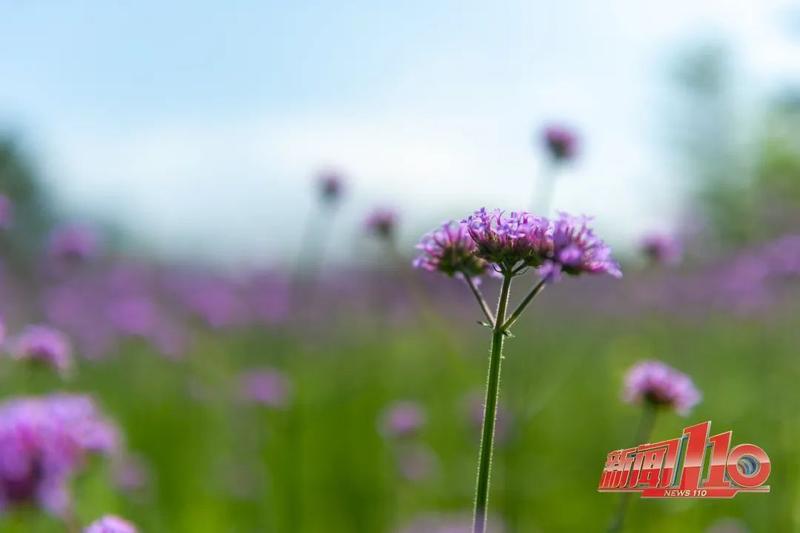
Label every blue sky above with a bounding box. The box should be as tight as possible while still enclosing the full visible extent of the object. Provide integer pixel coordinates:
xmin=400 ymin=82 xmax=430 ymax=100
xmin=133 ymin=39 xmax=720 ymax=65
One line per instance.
xmin=1 ymin=1 xmax=799 ymax=266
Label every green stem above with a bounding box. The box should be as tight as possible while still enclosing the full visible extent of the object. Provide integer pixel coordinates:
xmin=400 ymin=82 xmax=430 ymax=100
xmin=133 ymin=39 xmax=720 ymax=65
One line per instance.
xmin=464 ymin=274 xmax=495 ymax=326
xmin=607 ymin=403 xmax=658 ymax=533
xmin=473 ymin=273 xmax=513 ymax=533
xmin=500 ymin=278 xmax=546 ymax=332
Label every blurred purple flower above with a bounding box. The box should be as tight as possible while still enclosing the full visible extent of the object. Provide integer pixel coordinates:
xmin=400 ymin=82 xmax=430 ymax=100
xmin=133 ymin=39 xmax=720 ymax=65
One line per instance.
xmin=397 ymin=445 xmax=438 ymax=482
xmin=379 ymin=401 xmax=426 ymax=439
xmin=539 ymin=213 xmax=621 ymax=282
xmin=0 ymin=194 xmax=12 ymax=229
xmin=238 ymin=369 xmax=291 ymax=408
xmin=0 ymin=394 xmax=119 ymax=515
xmin=113 ymin=454 xmax=150 ymax=493
xmin=48 ymin=224 xmax=99 ymax=262
xmin=318 ymin=170 xmax=344 ymax=203
xmin=84 ymin=515 xmax=137 ymax=533
xmin=10 ymin=325 xmax=72 ymax=377
xmin=107 ymin=295 xmax=160 ymax=337
xmin=413 ymin=222 xmax=488 ymax=278
xmin=541 ymin=124 xmax=578 ymax=162
xmin=623 ymin=360 xmax=701 ymax=416
xmin=365 ymin=207 xmax=398 ymax=240
xmin=640 ymin=233 xmax=682 ymax=266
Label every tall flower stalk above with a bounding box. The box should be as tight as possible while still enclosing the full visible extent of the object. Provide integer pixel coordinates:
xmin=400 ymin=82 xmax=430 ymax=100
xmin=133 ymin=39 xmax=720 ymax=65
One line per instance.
xmin=534 ymin=124 xmax=578 ymax=213
xmin=607 ymin=360 xmax=701 ymax=532
xmin=414 ymin=209 xmax=621 ymax=533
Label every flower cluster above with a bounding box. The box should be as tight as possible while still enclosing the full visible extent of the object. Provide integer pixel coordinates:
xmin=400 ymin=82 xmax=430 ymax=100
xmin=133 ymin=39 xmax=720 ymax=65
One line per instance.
xmin=238 ymin=369 xmax=291 ymax=408
xmin=413 ymin=222 xmax=488 ymax=278
xmin=84 ymin=515 xmax=137 ymax=533
xmin=415 ymin=209 xmax=620 ymax=282
xmin=541 ymin=124 xmax=578 ymax=162
xmin=623 ymin=360 xmax=701 ymax=415
xmin=48 ymin=224 xmax=99 ymax=262
xmin=365 ymin=208 xmax=398 ymax=240
xmin=640 ymin=233 xmax=682 ymax=266
xmin=10 ymin=324 xmax=72 ymax=377
xmin=379 ymin=401 xmax=426 ymax=439
xmin=318 ymin=170 xmax=344 ymax=203
xmin=0 ymin=394 xmax=119 ymax=515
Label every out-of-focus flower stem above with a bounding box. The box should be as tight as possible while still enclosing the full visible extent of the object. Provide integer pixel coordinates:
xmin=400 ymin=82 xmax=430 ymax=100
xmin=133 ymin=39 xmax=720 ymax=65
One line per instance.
xmin=473 ymin=273 xmax=513 ymax=533
xmin=607 ymin=402 xmax=658 ymax=533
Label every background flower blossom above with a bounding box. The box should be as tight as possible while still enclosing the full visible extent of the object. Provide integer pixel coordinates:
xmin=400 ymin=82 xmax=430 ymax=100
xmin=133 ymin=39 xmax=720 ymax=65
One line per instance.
xmin=641 ymin=233 xmax=683 ymax=266
xmin=365 ymin=207 xmax=398 ymax=240
xmin=379 ymin=401 xmax=426 ymax=439
xmin=84 ymin=515 xmax=138 ymax=533
xmin=238 ymin=369 xmax=291 ymax=408
xmin=413 ymin=221 xmax=488 ymax=277
xmin=318 ymin=170 xmax=344 ymax=203
xmin=0 ymin=394 xmax=120 ymax=515
xmin=541 ymin=124 xmax=578 ymax=162
xmin=48 ymin=224 xmax=99 ymax=262
xmin=623 ymin=360 xmax=701 ymax=415
xmin=10 ymin=324 xmax=72 ymax=376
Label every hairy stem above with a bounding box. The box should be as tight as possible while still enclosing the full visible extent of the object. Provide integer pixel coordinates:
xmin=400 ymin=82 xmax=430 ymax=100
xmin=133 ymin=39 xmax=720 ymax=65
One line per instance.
xmin=473 ymin=273 xmax=513 ymax=533
xmin=464 ymin=274 xmax=495 ymax=326
xmin=607 ymin=403 xmax=658 ymax=533
xmin=501 ymin=278 xmax=546 ymax=332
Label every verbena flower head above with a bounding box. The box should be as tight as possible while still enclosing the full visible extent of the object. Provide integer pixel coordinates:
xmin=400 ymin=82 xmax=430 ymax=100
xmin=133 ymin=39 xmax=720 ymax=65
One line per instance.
xmin=0 ymin=394 xmax=119 ymax=515
xmin=413 ymin=222 xmax=488 ymax=278
xmin=541 ymin=124 xmax=578 ymax=162
xmin=238 ymin=369 xmax=291 ymax=408
xmin=641 ymin=233 xmax=682 ymax=266
xmin=318 ymin=170 xmax=344 ymax=203
xmin=84 ymin=515 xmax=138 ymax=533
xmin=380 ymin=401 xmax=426 ymax=439
xmin=623 ymin=360 xmax=701 ymax=416
xmin=463 ymin=209 xmax=550 ymax=271
xmin=11 ymin=325 xmax=72 ymax=377
xmin=539 ymin=213 xmax=622 ymax=282
xmin=48 ymin=224 xmax=99 ymax=262
xmin=0 ymin=194 xmax=12 ymax=230
xmin=365 ymin=207 xmax=398 ymax=240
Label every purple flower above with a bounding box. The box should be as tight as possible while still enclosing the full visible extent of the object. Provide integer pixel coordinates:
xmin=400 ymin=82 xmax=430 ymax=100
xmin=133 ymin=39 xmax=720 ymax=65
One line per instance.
xmin=48 ymin=224 xmax=99 ymax=262
xmin=623 ymin=360 xmax=701 ymax=415
xmin=463 ymin=209 xmax=551 ymax=270
xmin=365 ymin=207 xmax=398 ymax=240
xmin=238 ymin=369 xmax=291 ymax=408
xmin=541 ymin=124 xmax=578 ymax=162
xmin=539 ymin=213 xmax=622 ymax=282
xmin=84 ymin=515 xmax=137 ymax=533
xmin=318 ymin=170 xmax=344 ymax=203
xmin=10 ymin=325 xmax=72 ymax=376
xmin=640 ymin=233 xmax=682 ymax=266
xmin=0 ymin=394 xmax=119 ymax=515
xmin=380 ymin=401 xmax=426 ymax=439
xmin=397 ymin=445 xmax=438 ymax=481
xmin=0 ymin=194 xmax=12 ymax=230
xmin=413 ymin=222 xmax=488 ymax=278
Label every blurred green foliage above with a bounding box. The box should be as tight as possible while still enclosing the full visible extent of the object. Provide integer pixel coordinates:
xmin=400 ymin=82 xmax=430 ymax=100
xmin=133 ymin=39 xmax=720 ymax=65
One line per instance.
xmin=0 ymin=302 xmax=793 ymax=532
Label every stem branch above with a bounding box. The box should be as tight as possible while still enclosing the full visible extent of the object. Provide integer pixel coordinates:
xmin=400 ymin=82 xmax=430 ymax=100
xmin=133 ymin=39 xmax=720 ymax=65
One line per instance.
xmin=464 ymin=274 xmax=495 ymax=326
xmin=500 ymin=278 xmax=546 ymax=332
